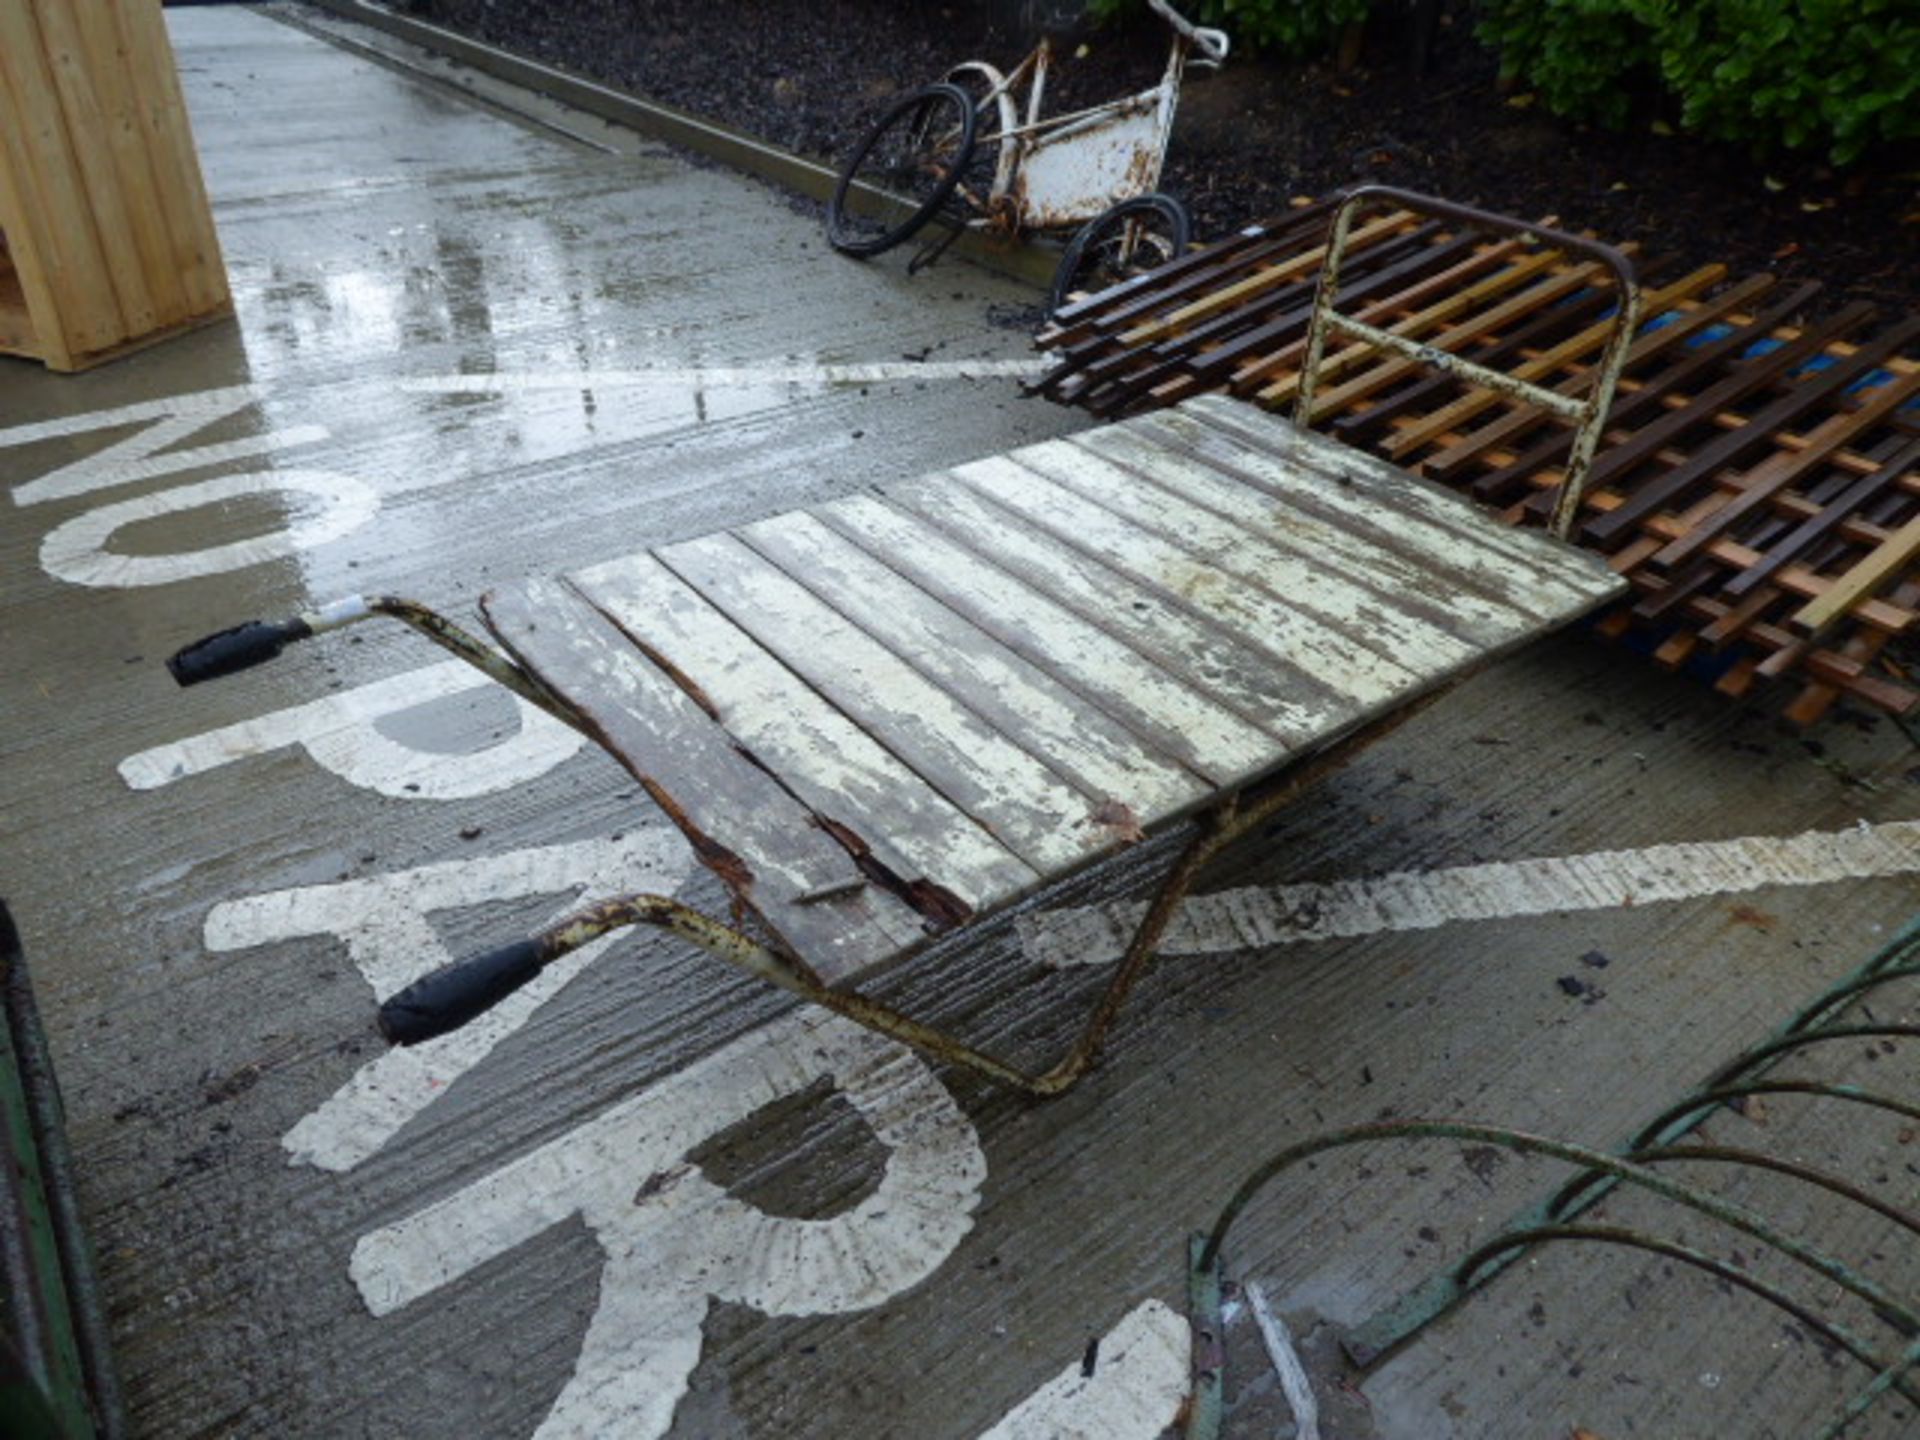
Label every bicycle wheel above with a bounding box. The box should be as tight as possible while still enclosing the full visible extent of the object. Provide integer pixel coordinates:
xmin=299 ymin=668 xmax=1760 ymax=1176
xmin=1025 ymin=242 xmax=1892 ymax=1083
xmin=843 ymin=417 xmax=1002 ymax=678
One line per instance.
xmin=1047 ymin=194 xmax=1191 ymax=317
xmin=827 ymin=84 xmax=978 ymax=257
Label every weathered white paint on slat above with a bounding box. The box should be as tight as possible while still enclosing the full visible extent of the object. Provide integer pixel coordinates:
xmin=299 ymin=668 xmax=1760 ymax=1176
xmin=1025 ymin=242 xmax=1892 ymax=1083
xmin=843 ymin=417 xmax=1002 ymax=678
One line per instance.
xmin=571 ymin=553 xmax=1037 ymax=912
xmin=1161 ymin=397 xmax=1620 ymax=609
xmin=882 ymin=480 xmax=1347 ymax=744
xmin=1013 ymin=438 xmax=1484 ymax=669
xmin=1147 ymin=402 xmax=1600 ymax=611
xmin=487 ymin=578 xmax=925 ymax=973
xmin=656 ymin=533 xmax=1105 ymax=874
xmin=1190 ymin=395 xmax=1627 ymax=602
xmin=1068 ymin=424 xmax=1533 ymax=640
xmin=742 ymin=511 xmax=1210 ymax=817
xmin=819 ymin=493 xmax=1281 ymax=783
xmin=952 ymin=455 xmax=1423 ymax=708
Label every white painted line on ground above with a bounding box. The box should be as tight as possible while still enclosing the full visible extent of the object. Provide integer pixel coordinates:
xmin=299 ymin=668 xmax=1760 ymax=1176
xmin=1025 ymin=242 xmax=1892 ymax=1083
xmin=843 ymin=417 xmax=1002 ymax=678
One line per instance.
xmin=977 ymin=1299 xmax=1191 ymax=1440
xmin=1020 ymin=818 xmax=1920 ymax=967
xmin=398 ymin=359 xmax=1047 ymax=394
xmin=1247 ymin=1281 xmax=1320 ymax=1440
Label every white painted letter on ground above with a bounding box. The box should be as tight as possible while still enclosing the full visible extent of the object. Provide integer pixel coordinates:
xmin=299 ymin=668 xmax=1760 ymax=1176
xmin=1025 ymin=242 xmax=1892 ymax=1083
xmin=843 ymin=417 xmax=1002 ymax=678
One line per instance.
xmin=977 ymin=1299 xmax=1191 ymax=1440
xmin=120 ymin=660 xmax=583 ymax=800
xmin=351 ymin=1008 xmax=986 ymax=1440
xmin=204 ymin=832 xmax=690 ymax=1172
xmin=39 ymin=469 xmax=379 ymax=587
xmin=4 ymin=383 xmax=324 ymax=507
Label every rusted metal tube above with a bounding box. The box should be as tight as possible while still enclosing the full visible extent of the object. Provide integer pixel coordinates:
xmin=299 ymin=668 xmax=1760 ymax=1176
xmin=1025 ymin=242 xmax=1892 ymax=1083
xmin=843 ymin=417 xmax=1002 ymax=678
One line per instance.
xmin=1292 ymin=185 xmax=1641 ymax=540
xmin=363 ymin=596 xmax=581 ymax=729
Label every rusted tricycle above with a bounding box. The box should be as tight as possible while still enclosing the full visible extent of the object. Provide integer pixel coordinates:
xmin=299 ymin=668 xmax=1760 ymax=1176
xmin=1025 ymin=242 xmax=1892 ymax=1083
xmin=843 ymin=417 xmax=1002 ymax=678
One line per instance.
xmin=825 ymin=0 xmax=1229 ymax=314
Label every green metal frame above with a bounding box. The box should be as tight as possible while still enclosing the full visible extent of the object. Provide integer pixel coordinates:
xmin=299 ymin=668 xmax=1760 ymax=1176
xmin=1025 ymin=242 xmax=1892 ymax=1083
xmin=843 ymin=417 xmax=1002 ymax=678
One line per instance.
xmin=1186 ymin=912 xmax=1920 ymax=1439
xmin=1 ymin=904 xmax=123 ymax=1440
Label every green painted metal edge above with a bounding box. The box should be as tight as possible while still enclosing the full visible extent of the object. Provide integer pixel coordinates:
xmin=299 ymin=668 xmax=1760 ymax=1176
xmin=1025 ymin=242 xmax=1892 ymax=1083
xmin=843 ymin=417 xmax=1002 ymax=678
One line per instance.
xmin=0 ymin=905 xmax=123 ymax=1440
xmin=279 ymin=0 xmax=1059 ymax=289
xmin=1182 ymin=1232 xmax=1225 ymax=1440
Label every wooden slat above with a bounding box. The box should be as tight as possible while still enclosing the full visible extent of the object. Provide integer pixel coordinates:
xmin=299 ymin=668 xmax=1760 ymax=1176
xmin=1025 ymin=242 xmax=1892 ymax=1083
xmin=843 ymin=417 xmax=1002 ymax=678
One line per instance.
xmin=1139 ymin=227 xmax=1465 ymax=411
xmin=1122 ymin=230 xmax=1479 ymax=409
xmin=736 ymin=510 xmax=1212 ymax=813
xmin=482 ymin=578 xmax=922 ymax=982
xmin=0 ymin=0 xmax=120 ymax=360
xmin=0 ymin=155 xmax=50 ymax=361
xmin=1792 ymin=512 xmax=1920 ymax=639
xmin=112 ymin=0 xmax=229 ymax=318
xmin=1269 ymin=246 xmax=1574 ymax=414
xmin=656 ymin=532 xmax=1111 ymax=875
xmin=1332 ymin=272 xmax=1626 ymax=445
xmin=1404 ymin=264 xmax=1737 ymax=470
xmin=1067 ymin=424 xmax=1538 ymax=640
xmin=0 ymin=0 xmax=228 ymax=369
xmin=1017 ymin=437 xmax=1486 ymax=668
xmin=952 ymin=453 xmax=1426 ymax=708
xmin=1464 ymin=281 xmax=1825 ymax=503
xmin=879 ymin=479 xmax=1354 ymax=744
xmin=570 ymin=553 xmax=1039 ymax=914
xmin=1168 ymin=397 xmax=1620 ymax=608
xmin=70 ymin=0 xmax=191 ymax=326
xmin=32 ymin=0 xmax=155 ymax=336
xmin=1751 ymin=448 xmax=1920 ymax=604
xmin=815 ymin=492 xmax=1285 ymax=780
xmin=1044 ymin=230 xmax=1450 ymax=413
xmin=1045 ymin=202 xmax=1336 ymax=345
xmin=1580 ymin=305 xmax=1888 ymax=543
xmin=1651 ymin=370 xmax=1920 ymax=573
xmin=1121 ymin=209 xmax=1416 ymax=346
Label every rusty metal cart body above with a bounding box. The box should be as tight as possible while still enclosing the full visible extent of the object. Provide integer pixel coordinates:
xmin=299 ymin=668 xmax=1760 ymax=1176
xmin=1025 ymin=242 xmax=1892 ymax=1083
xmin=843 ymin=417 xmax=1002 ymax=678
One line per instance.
xmin=825 ymin=0 xmax=1231 ymax=312
xmin=166 ymin=191 xmax=1638 ymax=1095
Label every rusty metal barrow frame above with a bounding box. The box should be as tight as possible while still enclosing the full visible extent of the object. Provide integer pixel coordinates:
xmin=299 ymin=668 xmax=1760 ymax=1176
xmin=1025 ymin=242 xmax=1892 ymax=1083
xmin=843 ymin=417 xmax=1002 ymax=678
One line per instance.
xmin=825 ymin=0 xmax=1229 ymax=285
xmin=162 ymin=188 xmax=1639 ymax=1098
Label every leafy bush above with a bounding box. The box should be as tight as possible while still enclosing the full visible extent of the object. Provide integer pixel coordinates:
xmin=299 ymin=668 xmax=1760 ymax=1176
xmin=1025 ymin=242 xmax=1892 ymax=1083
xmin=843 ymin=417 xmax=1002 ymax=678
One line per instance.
xmin=1086 ymin=0 xmax=1375 ymax=59
xmin=1478 ymin=0 xmax=1920 ymax=164
xmin=1475 ymin=0 xmax=1659 ymax=130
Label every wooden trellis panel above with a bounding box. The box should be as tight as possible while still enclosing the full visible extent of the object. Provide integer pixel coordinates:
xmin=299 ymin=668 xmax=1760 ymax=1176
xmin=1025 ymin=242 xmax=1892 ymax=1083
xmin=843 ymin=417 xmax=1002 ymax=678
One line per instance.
xmin=1036 ymin=199 xmax=1920 ymax=726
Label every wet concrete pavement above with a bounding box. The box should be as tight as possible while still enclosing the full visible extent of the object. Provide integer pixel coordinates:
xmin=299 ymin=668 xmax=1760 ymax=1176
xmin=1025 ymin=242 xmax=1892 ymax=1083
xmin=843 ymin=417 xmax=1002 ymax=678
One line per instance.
xmin=3 ymin=6 xmax=1919 ymax=1437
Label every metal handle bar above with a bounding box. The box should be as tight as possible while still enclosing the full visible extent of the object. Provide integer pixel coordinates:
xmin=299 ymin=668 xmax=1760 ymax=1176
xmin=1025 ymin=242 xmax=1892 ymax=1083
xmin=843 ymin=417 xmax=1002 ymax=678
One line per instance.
xmin=1293 ymin=185 xmax=1642 ymax=540
xmin=1146 ymin=0 xmax=1230 ymax=65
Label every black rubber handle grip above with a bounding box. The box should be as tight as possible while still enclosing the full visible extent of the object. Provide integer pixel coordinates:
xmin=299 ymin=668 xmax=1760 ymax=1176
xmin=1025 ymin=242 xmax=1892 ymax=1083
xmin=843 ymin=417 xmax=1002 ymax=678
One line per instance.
xmin=166 ymin=619 xmax=310 ymax=686
xmin=378 ymin=939 xmax=545 ymax=1046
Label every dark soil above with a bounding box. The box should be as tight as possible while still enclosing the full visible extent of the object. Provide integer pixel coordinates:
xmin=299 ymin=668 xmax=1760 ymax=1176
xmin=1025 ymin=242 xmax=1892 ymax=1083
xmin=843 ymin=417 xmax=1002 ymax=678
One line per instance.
xmin=410 ymin=0 xmax=1919 ymax=316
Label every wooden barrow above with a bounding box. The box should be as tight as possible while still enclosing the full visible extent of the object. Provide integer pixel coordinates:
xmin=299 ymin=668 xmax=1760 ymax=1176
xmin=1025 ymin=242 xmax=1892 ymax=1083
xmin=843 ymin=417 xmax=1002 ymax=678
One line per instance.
xmin=164 ymin=193 xmax=1636 ymax=1095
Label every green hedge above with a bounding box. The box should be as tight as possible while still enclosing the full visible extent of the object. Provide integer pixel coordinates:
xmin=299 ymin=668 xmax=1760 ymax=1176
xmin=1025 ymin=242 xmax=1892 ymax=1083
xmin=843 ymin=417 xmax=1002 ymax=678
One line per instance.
xmin=1478 ymin=0 xmax=1920 ymax=165
xmin=1094 ymin=1 xmax=1918 ymax=164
